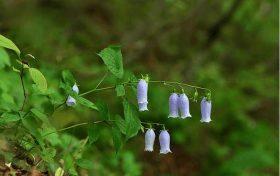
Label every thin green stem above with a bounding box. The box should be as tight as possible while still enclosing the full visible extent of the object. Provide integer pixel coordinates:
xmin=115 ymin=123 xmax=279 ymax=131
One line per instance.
xmin=80 ymin=80 xmax=210 ymax=96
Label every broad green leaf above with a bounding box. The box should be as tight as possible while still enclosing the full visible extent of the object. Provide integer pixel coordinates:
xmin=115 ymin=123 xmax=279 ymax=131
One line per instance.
xmin=76 ymin=159 xmax=93 ymax=169
xmin=29 ymin=68 xmax=48 ymax=93
xmin=31 ymin=108 xmax=49 ymax=124
xmin=95 ymin=101 xmax=109 ymax=120
xmin=123 ymin=99 xmax=141 ymax=140
xmin=77 ymin=97 xmax=98 ymax=110
xmin=115 ymin=84 xmax=125 ymax=96
xmin=114 ymin=115 xmax=126 ymax=135
xmin=0 ymin=34 xmax=20 ymax=57
xmin=55 ymin=167 xmax=64 ymax=176
xmin=0 ymin=112 xmax=20 ymax=124
xmin=0 ymin=47 xmax=10 ymax=69
xmin=41 ymin=148 xmax=56 ymax=163
xmin=97 ymin=46 xmax=124 ymax=78
xmin=88 ymin=124 xmax=100 ymax=144
xmin=62 ymin=70 xmax=75 ymax=86
xmin=111 ymin=125 xmax=123 ymax=155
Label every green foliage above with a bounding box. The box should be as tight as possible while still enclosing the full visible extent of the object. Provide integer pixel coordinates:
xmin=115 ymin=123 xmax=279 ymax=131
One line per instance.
xmin=0 ymin=34 xmax=20 ymax=57
xmin=111 ymin=125 xmax=123 ymax=155
xmin=29 ymin=68 xmax=48 ymax=93
xmin=123 ymin=99 xmax=141 ymax=140
xmin=115 ymin=84 xmax=126 ymax=96
xmin=88 ymin=124 xmax=100 ymax=144
xmin=0 ymin=47 xmax=11 ymax=69
xmin=97 ymin=46 xmax=124 ymax=78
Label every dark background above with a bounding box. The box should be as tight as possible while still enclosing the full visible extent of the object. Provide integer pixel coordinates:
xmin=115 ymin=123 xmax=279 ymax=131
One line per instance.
xmin=0 ymin=0 xmax=278 ymax=175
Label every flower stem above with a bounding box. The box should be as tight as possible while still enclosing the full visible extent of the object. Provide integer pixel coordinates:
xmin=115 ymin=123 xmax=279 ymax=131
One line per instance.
xmin=80 ymin=80 xmax=211 ymax=96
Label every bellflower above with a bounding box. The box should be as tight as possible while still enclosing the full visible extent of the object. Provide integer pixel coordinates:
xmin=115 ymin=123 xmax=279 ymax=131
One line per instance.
xmin=159 ymin=130 xmax=171 ymax=154
xmin=66 ymin=83 xmax=79 ymax=107
xmin=66 ymin=96 xmax=76 ymax=106
xmin=144 ymin=129 xmax=155 ymax=152
xmin=72 ymin=83 xmax=79 ymax=94
xmin=178 ymin=93 xmax=192 ymax=118
xmin=168 ymin=93 xmax=179 ymax=118
xmin=137 ymin=79 xmax=148 ymax=111
xmin=200 ymin=97 xmax=212 ymax=123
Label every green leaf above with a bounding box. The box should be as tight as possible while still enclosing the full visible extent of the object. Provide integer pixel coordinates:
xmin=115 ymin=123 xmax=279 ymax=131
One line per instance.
xmin=114 ymin=115 xmax=126 ymax=135
xmin=76 ymin=159 xmax=93 ymax=169
xmin=62 ymin=70 xmax=75 ymax=86
xmin=41 ymin=148 xmax=56 ymax=163
xmin=77 ymin=96 xmax=98 ymax=110
xmin=97 ymin=46 xmax=124 ymax=78
xmin=0 ymin=35 xmax=20 ymax=57
xmin=115 ymin=84 xmax=125 ymax=97
xmin=0 ymin=112 xmax=20 ymax=124
xmin=95 ymin=101 xmax=109 ymax=120
xmin=123 ymin=99 xmax=141 ymax=140
xmin=29 ymin=68 xmax=48 ymax=93
xmin=88 ymin=124 xmax=100 ymax=144
xmin=0 ymin=47 xmax=10 ymax=69
xmin=111 ymin=125 xmax=123 ymax=155
xmin=31 ymin=108 xmax=49 ymax=124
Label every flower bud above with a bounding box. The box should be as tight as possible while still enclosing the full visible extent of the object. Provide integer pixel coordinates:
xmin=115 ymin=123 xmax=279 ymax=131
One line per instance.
xmin=159 ymin=130 xmax=171 ymax=154
xmin=137 ymin=79 xmax=148 ymax=111
xmin=144 ymin=129 xmax=155 ymax=152
xmin=178 ymin=93 xmax=192 ymax=118
xmin=168 ymin=93 xmax=179 ymax=118
xmin=200 ymin=97 xmax=212 ymax=123
xmin=72 ymin=83 xmax=79 ymax=94
xmin=66 ymin=96 xmax=76 ymax=106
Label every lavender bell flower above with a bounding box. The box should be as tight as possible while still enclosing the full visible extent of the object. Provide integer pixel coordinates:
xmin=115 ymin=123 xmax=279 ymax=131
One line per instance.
xmin=72 ymin=83 xmax=79 ymax=94
xmin=159 ymin=130 xmax=171 ymax=154
xmin=144 ymin=129 xmax=155 ymax=152
xmin=66 ymin=83 xmax=79 ymax=107
xmin=168 ymin=93 xmax=179 ymax=118
xmin=200 ymin=97 xmax=212 ymax=123
xmin=178 ymin=93 xmax=192 ymax=119
xmin=137 ymin=79 xmax=148 ymax=111
xmin=66 ymin=96 xmax=76 ymax=106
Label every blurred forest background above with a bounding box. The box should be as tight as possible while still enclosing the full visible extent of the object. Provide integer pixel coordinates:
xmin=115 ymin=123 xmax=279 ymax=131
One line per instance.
xmin=0 ymin=0 xmax=278 ymax=175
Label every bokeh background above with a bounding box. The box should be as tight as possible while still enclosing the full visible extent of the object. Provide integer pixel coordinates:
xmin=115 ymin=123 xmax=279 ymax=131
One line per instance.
xmin=0 ymin=0 xmax=278 ymax=175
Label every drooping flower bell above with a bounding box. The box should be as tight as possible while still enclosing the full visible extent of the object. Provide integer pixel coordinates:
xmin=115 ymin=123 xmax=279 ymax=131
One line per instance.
xmin=168 ymin=93 xmax=179 ymax=118
xmin=66 ymin=96 xmax=76 ymax=106
xmin=66 ymin=83 xmax=79 ymax=107
xmin=137 ymin=79 xmax=148 ymax=111
xmin=72 ymin=83 xmax=79 ymax=94
xmin=159 ymin=130 xmax=171 ymax=154
xmin=200 ymin=97 xmax=212 ymax=123
xmin=144 ymin=129 xmax=155 ymax=152
xmin=178 ymin=93 xmax=192 ymax=118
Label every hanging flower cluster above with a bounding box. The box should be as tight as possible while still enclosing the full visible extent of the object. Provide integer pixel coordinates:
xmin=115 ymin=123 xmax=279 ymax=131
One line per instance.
xmin=144 ymin=128 xmax=171 ymax=154
xmin=137 ymin=78 xmax=212 ymax=154
xmin=66 ymin=83 xmax=79 ymax=106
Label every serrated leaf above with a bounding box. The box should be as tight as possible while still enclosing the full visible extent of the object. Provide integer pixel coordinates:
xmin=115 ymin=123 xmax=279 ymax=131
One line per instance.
xmin=29 ymin=68 xmax=48 ymax=93
xmin=123 ymin=99 xmax=141 ymax=140
xmin=76 ymin=159 xmax=93 ymax=169
xmin=97 ymin=46 xmax=124 ymax=78
xmin=41 ymin=148 xmax=56 ymax=163
xmin=88 ymin=124 xmax=100 ymax=144
xmin=111 ymin=125 xmax=123 ymax=155
xmin=0 ymin=35 xmax=20 ymax=57
xmin=0 ymin=112 xmax=20 ymax=124
xmin=115 ymin=84 xmax=125 ymax=96
xmin=114 ymin=115 xmax=126 ymax=135
xmin=77 ymin=97 xmax=98 ymax=110
xmin=55 ymin=167 xmax=64 ymax=176
xmin=95 ymin=101 xmax=109 ymax=120
xmin=31 ymin=108 xmax=49 ymax=124
xmin=0 ymin=47 xmax=10 ymax=69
